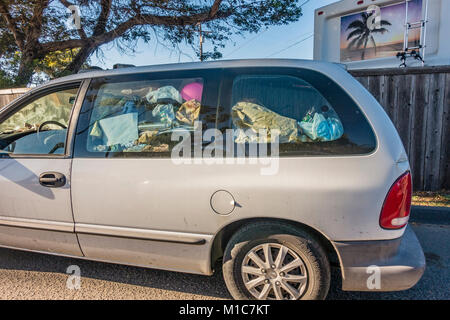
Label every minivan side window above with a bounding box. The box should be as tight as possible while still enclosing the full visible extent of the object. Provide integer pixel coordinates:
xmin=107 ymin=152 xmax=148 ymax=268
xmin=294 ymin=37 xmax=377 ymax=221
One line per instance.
xmin=231 ymin=75 xmax=344 ymax=144
xmin=222 ymin=68 xmax=376 ymax=156
xmin=74 ymin=72 xmax=219 ymax=158
xmin=0 ymin=87 xmax=79 ymax=156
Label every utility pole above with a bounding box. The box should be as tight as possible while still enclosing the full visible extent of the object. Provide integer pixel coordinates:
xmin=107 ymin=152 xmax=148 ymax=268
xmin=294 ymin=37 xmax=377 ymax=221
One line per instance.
xmin=197 ymin=23 xmax=212 ymax=61
xmin=198 ymin=23 xmax=204 ymax=61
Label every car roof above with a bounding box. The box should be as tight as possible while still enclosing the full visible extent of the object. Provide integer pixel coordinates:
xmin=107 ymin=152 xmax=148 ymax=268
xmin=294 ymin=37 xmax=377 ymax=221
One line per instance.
xmin=45 ymin=58 xmax=346 ymax=86
xmin=0 ymin=59 xmax=348 ymax=114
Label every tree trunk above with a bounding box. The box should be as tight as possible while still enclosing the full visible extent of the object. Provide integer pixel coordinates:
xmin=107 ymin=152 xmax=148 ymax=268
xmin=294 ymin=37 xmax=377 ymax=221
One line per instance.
xmin=361 ymin=38 xmax=368 ymax=60
xmin=15 ymin=54 xmax=35 ymax=86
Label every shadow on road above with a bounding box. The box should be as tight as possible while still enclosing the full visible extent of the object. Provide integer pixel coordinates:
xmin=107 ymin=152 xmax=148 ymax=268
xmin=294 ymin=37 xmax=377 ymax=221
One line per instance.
xmin=0 ymin=247 xmax=231 ymax=299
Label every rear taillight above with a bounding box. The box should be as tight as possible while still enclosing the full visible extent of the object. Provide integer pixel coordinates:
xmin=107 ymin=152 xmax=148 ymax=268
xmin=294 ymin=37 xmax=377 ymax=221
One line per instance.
xmin=380 ymin=172 xmax=412 ymax=229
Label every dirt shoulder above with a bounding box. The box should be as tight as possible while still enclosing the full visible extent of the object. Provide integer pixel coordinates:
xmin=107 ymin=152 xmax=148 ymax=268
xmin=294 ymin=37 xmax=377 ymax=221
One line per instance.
xmin=412 ymin=190 xmax=450 ymax=208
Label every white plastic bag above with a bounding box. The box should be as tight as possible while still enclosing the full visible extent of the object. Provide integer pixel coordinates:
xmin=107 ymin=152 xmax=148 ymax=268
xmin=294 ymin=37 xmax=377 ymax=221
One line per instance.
xmin=98 ymin=113 xmax=139 ymax=146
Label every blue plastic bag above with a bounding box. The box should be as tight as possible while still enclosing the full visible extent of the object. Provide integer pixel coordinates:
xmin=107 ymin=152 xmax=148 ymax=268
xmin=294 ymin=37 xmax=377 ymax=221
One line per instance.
xmin=299 ymin=112 xmax=343 ymax=141
xmin=152 ymin=104 xmax=175 ymax=125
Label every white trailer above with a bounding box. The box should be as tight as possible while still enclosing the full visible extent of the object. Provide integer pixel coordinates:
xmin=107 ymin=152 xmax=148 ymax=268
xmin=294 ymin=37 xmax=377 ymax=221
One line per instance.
xmin=314 ymin=0 xmax=450 ymax=69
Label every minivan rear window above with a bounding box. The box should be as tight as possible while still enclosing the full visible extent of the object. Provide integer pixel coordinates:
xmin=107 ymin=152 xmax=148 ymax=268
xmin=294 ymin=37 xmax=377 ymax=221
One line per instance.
xmin=220 ymin=68 xmax=376 ymax=156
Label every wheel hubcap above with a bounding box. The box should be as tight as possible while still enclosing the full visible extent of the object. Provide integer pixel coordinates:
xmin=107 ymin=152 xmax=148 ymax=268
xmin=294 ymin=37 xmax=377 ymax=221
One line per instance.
xmin=241 ymin=243 xmax=308 ymax=300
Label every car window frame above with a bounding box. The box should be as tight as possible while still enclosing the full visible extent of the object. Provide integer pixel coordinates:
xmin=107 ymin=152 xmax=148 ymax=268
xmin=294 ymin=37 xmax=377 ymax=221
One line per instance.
xmin=218 ymin=66 xmax=378 ymax=157
xmin=73 ymin=69 xmax=222 ymax=159
xmin=0 ymin=80 xmax=88 ymax=159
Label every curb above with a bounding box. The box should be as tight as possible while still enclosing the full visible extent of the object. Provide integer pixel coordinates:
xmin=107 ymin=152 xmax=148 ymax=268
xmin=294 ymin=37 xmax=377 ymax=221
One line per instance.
xmin=410 ymin=205 xmax=450 ymax=225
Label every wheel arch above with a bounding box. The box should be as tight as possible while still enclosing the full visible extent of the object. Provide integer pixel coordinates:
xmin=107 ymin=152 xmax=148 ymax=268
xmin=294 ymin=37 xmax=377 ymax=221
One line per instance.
xmin=210 ymin=217 xmax=340 ymax=272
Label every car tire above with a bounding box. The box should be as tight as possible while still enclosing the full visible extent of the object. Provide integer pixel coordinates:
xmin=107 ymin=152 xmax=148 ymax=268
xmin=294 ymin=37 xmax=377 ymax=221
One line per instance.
xmin=222 ymin=222 xmax=330 ymax=300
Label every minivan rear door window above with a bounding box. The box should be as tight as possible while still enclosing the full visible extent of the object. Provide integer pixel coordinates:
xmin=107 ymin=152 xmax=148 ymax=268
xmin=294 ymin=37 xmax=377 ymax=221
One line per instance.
xmin=74 ymin=70 xmax=221 ymax=158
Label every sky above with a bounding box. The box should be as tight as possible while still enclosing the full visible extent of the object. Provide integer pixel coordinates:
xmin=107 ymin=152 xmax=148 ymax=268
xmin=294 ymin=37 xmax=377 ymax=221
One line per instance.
xmin=90 ymin=0 xmax=337 ymax=69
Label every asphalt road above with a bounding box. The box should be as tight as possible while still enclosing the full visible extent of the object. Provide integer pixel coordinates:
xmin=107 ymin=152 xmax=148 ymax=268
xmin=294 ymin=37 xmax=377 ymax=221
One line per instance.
xmin=0 ymin=217 xmax=448 ymax=300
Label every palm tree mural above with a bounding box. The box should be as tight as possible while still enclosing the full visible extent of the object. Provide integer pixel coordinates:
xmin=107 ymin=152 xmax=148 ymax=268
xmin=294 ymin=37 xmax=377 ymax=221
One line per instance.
xmin=346 ymin=12 xmax=392 ymax=60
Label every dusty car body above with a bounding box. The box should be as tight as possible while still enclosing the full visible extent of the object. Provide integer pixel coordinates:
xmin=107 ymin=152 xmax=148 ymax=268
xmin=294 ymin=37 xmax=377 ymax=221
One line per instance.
xmin=0 ymin=59 xmax=425 ymax=300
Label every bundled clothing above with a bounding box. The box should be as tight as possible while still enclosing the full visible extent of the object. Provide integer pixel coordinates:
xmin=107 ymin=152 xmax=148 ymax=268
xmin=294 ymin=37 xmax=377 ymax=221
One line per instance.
xmin=176 ymin=99 xmax=201 ymax=125
xmin=231 ymin=102 xmax=301 ymax=143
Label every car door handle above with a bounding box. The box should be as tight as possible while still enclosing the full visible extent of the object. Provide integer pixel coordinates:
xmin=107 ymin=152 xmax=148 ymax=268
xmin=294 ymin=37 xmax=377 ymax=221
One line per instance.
xmin=39 ymin=172 xmax=66 ymax=188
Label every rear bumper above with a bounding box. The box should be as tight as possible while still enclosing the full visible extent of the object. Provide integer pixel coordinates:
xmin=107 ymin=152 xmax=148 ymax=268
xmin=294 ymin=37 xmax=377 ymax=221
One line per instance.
xmin=332 ymin=226 xmax=426 ymax=292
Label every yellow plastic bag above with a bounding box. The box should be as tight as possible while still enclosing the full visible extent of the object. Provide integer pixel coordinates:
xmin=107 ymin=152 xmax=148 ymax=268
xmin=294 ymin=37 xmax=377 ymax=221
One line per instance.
xmin=231 ymin=102 xmax=300 ymax=143
xmin=176 ymin=99 xmax=201 ymax=125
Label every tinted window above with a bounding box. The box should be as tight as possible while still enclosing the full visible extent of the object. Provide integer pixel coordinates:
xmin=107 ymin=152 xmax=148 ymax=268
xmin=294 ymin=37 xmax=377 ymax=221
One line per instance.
xmin=220 ymin=68 xmax=376 ymax=156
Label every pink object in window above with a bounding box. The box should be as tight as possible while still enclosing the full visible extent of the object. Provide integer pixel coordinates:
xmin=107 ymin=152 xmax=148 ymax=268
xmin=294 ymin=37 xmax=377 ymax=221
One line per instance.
xmin=181 ymin=82 xmax=203 ymax=102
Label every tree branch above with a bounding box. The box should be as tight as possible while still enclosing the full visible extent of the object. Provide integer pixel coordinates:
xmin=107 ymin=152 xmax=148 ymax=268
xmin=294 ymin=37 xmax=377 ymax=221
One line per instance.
xmin=41 ymin=8 xmax=233 ymax=53
xmin=27 ymin=0 xmax=49 ymax=43
xmin=58 ymin=0 xmax=74 ymax=6
xmin=92 ymin=0 xmax=112 ymax=36
xmin=41 ymin=38 xmax=87 ymax=52
xmin=0 ymin=0 xmax=25 ymax=49
xmin=209 ymin=0 xmax=223 ymax=18
xmin=58 ymin=0 xmax=88 ymax=39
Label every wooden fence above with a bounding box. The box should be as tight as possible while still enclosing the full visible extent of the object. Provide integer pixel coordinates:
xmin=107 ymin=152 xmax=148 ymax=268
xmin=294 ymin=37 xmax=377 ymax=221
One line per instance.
xmin=0 ymin=88 xmax=30 ymax=109
xmin=350 ymin=66 xmax=450 ymax=191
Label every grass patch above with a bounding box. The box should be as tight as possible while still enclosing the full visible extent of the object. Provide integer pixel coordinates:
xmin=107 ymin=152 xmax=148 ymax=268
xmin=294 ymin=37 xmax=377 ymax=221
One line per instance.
xmin=412 ymin=190 xmax=450 ymax=207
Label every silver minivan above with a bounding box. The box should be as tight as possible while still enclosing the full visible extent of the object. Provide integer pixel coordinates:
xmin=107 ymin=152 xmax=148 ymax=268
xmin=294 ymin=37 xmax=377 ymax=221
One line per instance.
xmin=0 ymin=59 xmax=425 ymax=300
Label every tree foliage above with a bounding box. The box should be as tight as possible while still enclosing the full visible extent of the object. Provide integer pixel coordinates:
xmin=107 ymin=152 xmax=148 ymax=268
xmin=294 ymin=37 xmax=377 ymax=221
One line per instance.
xmin=0 ymin=0 xmax=304 ymax=87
